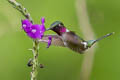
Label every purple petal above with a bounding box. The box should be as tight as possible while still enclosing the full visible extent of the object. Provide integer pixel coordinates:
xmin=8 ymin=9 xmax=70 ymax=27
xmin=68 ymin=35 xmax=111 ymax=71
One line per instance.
xmin=47 ymin=36 xmax=52 ymax=48
xmin=48 ymin=36 xmax=52 ymax=40
xmin=38 ymin=24 xmax=46 ymax=39
xmin=22 ymin=19 xmax=32 ymax=33
xmin=40 ymin=24 xmax=46 ymax=32
xmin=27 ymin=24 xmax=41 ymax=39
xmin=41 ymin=17 xmax=45 ymax=24
xmin=39 ymin=32 xmax=44 ymax=39
xmin=22 ymin=19 xmax=32 ymax=28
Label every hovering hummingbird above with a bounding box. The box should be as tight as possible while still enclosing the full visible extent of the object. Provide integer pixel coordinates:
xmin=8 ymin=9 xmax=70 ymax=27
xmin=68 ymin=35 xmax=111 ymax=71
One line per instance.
xmin=40 ymin=21 xmax=114 ymax=54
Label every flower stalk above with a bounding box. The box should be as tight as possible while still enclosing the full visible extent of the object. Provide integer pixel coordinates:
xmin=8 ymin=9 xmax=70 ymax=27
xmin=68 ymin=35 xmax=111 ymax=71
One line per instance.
xmin=8 ymin=0 xmax=33 ymax=23
xmin=31 ymin=40 xmax=39 ymax=80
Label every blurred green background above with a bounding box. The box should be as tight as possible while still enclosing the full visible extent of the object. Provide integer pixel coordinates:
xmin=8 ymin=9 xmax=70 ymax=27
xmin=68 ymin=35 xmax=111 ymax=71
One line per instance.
xmin=0 ymin=0 xmax=120 ymax=80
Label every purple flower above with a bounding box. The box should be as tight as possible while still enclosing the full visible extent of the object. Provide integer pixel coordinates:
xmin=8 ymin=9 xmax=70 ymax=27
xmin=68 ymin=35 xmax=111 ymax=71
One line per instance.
xmin=21 ymin=17 xmax=52 ymax=48
xmin=47 ymin=36 xmax=52 ymax=48
xmin=21 ymin=18 xmax=46 ymax=39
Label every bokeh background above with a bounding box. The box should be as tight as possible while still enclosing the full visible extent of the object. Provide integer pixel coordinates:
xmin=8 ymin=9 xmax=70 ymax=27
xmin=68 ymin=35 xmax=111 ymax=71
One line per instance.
xmin=0 ymin=0 xmax=119 ymax=80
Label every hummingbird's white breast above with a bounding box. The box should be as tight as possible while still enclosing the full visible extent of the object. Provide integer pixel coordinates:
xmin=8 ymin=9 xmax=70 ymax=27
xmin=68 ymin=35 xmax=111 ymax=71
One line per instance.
xmin=81 ymin=42 xmax=88 ymax=49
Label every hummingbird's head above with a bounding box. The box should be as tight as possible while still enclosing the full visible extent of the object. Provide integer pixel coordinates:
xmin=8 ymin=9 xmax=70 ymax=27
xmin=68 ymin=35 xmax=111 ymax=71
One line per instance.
xmin=47 ymin=21 xmax=69 ymax=35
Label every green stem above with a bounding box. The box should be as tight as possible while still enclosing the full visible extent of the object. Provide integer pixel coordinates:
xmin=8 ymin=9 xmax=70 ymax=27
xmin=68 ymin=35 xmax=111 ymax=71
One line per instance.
xmin=8 ymin=0 xmax=33 ymax=23
xmin=31 ymin=40 xmax=39 ymax=80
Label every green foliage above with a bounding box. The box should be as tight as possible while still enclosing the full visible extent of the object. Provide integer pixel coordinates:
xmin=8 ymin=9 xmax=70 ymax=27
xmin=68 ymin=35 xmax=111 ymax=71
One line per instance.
xmin=0 ymin=0 xmax=119 ymax=80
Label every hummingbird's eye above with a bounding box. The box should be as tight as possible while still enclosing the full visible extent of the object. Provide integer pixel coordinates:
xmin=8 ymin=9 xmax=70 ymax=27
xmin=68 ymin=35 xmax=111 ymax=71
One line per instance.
xmin=60 ymin=23 xmax=64 ymax=26
xmin=58 ymin=23 xmax=63 ymax=26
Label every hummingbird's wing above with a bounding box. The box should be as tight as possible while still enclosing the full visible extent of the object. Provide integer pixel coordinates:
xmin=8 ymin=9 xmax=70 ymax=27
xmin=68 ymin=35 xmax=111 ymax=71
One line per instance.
xmin=68 ymin=45 xmax=84 ymax=54
xmin=39 ymin=35 xmax=65 ymax=47
xmin=63 ymin=32 xmax=86 ymax=54
xmin=66 ymin=39 xmax=85 ymax=54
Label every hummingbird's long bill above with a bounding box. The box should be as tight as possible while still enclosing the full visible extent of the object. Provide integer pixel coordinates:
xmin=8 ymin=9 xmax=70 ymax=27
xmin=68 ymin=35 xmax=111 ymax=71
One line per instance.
xmin=92 ymin=32 xmax=115 ymax=45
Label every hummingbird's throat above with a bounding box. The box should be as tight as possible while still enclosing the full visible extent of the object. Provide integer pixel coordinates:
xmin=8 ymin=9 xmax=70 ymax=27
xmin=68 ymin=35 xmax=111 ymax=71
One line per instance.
xmin=60 ymin=27 xmax=69 ymax=33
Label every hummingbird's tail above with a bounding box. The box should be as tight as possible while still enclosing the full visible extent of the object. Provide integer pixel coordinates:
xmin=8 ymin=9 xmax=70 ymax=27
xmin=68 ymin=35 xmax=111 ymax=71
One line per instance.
xmin=93 ymin=32 xmax=114 ymax=45
xmin=87 ymin=32 xmax=114 ymax=47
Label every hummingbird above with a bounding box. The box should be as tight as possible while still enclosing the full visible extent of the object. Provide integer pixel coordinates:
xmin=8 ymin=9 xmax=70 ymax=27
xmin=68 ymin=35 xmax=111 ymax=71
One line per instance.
xmin=40 ymin=21 xmax=114 ymax=54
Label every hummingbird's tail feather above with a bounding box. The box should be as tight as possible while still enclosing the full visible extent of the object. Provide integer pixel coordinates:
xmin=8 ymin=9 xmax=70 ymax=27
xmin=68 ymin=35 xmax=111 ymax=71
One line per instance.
xmin=92 ymin=32 xmax=114 ymax=45
xmin=87 ymin=32 xmax=114 ymax=47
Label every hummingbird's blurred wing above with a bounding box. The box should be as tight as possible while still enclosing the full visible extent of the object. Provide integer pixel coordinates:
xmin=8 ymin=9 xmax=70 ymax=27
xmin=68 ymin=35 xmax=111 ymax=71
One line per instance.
xmin=63 ymin=32 xmax=86 ymax=54
xmin=66 ymin=39 xmax=85 ymax=54
xmin=68 ymin=45 xmax=84 ymax=54
xmin=39 ymin=35 xmax=65 ymax=47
